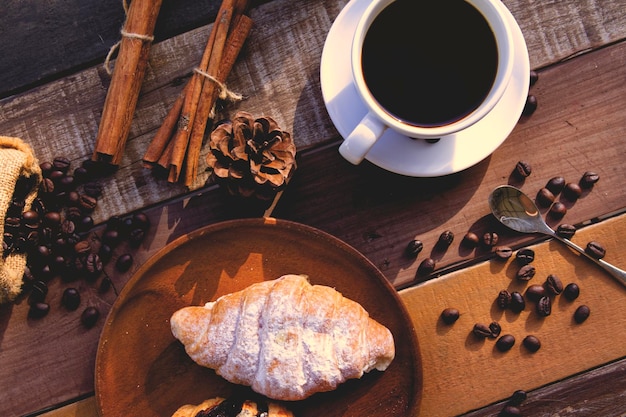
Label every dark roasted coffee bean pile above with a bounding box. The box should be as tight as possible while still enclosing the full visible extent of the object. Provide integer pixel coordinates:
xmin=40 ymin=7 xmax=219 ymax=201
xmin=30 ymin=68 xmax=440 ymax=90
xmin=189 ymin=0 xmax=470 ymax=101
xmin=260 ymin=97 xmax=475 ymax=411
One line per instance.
xmin=2 ymin=157 xmax=150 ymax=327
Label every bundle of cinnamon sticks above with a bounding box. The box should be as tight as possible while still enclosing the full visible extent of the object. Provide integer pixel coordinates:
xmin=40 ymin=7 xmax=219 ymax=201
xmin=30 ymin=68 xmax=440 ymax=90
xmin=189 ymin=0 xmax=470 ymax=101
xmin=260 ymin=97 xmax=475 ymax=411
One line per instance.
xmin=143 ymin=0 xmax=253 ymax=187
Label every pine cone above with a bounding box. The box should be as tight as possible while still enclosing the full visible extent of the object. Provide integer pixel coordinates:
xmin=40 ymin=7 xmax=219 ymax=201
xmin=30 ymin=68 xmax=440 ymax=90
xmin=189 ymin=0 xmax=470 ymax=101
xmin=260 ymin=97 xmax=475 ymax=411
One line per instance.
xmin=206 ymin=111 xmax=296 ymax=200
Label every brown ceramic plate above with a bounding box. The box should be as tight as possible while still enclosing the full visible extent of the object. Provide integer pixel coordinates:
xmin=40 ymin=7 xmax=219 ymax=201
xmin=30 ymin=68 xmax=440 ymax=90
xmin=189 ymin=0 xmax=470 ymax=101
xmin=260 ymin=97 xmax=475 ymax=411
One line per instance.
xmin=95 ymin=218 xmax=420 ymax=416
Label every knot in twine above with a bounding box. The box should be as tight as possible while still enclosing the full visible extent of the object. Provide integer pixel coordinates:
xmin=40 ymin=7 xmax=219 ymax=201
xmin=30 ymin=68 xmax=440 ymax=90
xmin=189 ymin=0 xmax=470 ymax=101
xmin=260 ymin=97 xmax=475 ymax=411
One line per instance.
xmin=103 ymin=0 xmax=155 ymax=75
xmin=193 ymin=68 xmax=244 ymax=118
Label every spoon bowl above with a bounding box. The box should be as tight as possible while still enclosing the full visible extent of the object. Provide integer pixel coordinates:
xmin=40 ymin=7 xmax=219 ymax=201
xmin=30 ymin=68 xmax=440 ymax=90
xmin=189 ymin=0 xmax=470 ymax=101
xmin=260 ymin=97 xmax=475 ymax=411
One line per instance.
xmin=488 ymin=185 xmax=626 ymax=288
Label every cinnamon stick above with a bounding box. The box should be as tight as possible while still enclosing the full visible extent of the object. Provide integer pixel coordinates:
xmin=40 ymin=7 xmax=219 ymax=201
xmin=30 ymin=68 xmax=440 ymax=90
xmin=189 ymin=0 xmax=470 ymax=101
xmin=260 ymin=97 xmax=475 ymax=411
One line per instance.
xmin=167 ymin=0 xmax=237 ymax=183
xmin=93 ymin=0 xmax=162 ymax=165
xmin=142 ymin=83 xmax=189 ymax=168
xmin=183 ymin=13 xmax=253 ymax=186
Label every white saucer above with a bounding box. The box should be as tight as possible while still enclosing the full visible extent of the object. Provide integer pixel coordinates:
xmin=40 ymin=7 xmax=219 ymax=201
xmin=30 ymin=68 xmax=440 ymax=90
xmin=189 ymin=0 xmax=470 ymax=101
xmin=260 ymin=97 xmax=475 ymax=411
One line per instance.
xmin=320 ymin=0 xmax=530 ymax=177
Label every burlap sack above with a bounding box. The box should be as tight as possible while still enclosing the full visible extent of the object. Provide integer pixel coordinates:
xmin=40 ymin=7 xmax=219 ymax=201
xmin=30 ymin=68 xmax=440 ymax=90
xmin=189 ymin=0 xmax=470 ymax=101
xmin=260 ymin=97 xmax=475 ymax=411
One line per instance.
xmin=0 ymin=136 xmax=41 ymax=304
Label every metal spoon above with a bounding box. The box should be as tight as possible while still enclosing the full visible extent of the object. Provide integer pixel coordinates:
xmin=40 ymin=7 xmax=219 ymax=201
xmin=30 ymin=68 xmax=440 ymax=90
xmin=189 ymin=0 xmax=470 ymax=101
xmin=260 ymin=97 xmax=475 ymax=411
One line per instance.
xmin=488 ymin=185 xmax=626 ymax=288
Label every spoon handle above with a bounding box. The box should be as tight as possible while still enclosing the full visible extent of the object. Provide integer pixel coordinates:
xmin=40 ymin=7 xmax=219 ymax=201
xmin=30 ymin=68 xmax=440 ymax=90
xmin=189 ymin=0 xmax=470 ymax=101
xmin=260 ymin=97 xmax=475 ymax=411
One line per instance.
xmin=552 ymin=233 xmax=626 ymax=288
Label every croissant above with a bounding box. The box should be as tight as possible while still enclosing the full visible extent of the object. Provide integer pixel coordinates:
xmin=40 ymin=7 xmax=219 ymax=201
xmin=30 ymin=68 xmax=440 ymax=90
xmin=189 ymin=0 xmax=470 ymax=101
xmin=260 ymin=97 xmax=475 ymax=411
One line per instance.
xmin=172 ymin=396 xmax=293 ymax=417
xmin=170 ymin=274 xmax=395 ymax=401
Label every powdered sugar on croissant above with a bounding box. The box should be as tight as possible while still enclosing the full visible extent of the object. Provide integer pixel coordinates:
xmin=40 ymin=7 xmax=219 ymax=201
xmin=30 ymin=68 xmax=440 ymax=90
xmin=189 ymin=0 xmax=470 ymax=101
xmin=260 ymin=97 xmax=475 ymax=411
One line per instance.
xmin=170 ymin=274 xmax=395 ymax=401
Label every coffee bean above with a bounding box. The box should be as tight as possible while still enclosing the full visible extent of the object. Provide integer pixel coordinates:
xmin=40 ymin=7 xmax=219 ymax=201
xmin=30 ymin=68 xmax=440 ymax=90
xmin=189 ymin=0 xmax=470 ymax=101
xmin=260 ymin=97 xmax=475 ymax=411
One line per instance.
xmin=536 ymin=187 xmax=555 ymax=208
xmin=585 ymin=241 xmax=606 ymax=259
xmin=529 ymin=70 xmax=539 ymax=86
xmin=522 ymin=95 xmax=538 ymax=116
xmin=525 ymin=284 xmax=546 ymax=302
xmin=83 ymin=182 xmax=103 ymax=198
xmin=128 ymin=228 xmax=146 ymax=248
xmin=52 ymin=157 xmax=71 ymax=173
xmin=72 ymin=166 xmax=90 ymax=184
xmin=510 ymin=291 xmax=526 ymax=313
xmin=28 ymin=302 xmax=50 ymax=319
xmin=22 ymin=210 xmax=40 ymax=227
xmin=440 ymin=308 xmax=460 ymax=325
xmin=545 ymin=274 xmax=563 ymax=295
xmin=43 ymin=211 xmax=62 ymax=228
xmin=489 ymin=321 xmax=502 ymax=339
xmin=40 ymin=161 xmax=53 ymax=176
xmin=78 ymin=194 xmax=98 ymax=213
xmin=102 ymin=229 xmax=121 ymax=248
xmin=57 ymin=175 xmax=75 ymax=192
xmin=461 ymin=232 xmax=480 ymax=248
xmin=29 ymin=280 xmax=48 ymax=303
xmin=536 ymin=296 xmax=552 ymax=317
xmin=85 ymin=253 xmax=103 ymax=279
xmin=496 ymin=334 xmax=516 ymax=352
xmin=99 ymin=244 xmax=113 ymax=264
xmin=482 ymin=231 xmax=499 ymax=247
xmin=99 ymin=276 xmax=112 ymax=293
xmin=49 ymin=170 xmax=66 ymax=184
xmin=494 ymin=246 xmax=513 ymax=260
xmin=546 ymin=176 xmax=566 ymax=195
xmin=515 ymin=248 xmax=535 ymax=265
xmin=472 ymin=323 xmax=492 ymax=339
xmin=549 ymin=201 xmax=567 ymax=219
xmin=416 ymin=258 xmax=436 ymax=277
xmin=116 ymin=253 xmax=134 ymax=272
xmin=514 ymin=160 xmax=532 ymax=179
xmin=579 ymin=171 xmax=599 ymax=189
xmin=61 ymin=287 xmax=81 ymax=310
xmin=497 ymin=290 xmax=512 ymax=309
xmin=522 ymin=335 xmax=541 ymax=353
xmin=404 ymin=239 xmax=423 ymax=258
xmin=132 ymin=212 xmax=151 ymax=231
xmin=437 ymin=230 xmax=454 ymax=248
xmin=574 ymin=305 xmax=590 ymax=323
xmin=556 ymin=224 xmax=576 ymax=239
xmin=563 ymin=283 xmax=580 ymax=301
xmin=508 ymin=389 xmax=528 ymax=406
xmin=563 ymin=182 xmax=582 ymax=201
xmin=77 ymin=215 xmax=94 ymax=232
xmin=60 ymin=219 xmax=76 ymax=236
xmin=81 ymin=306 xmax=100 ymax=328
xmin=516 ymin=264 xmax=536 ymax=281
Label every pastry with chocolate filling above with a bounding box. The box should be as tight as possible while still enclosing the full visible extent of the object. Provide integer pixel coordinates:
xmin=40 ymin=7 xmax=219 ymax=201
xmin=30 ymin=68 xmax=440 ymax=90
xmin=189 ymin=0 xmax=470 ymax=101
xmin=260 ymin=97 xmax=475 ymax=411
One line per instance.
xmin=172 ymin=396 xmax=293 ymax=417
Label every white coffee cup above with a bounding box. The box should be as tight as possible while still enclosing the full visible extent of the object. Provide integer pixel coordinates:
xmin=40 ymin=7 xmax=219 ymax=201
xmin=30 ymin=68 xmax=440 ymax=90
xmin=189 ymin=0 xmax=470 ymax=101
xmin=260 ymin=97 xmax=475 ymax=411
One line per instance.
xmin=339 ymin=0 xmax=515 ymax=165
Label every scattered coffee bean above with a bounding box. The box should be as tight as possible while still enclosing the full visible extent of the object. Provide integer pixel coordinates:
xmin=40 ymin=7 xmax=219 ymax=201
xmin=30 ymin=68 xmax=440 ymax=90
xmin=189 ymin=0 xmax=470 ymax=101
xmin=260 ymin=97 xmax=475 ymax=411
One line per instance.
xmin=574 ymin=305 xmax=590 ymax=323
xmin=132 ymin=212 xmax=151 ymax=231
xmin=440 ymin=308 xmax=460 ymax=325
xmin=482 ymin=231 xmax=499 ymax=247
xmin=61 ymin=287 xmax=81 ymax=310
xmin=529 ymin=70 xmax=539 ymax=86
xmin=494 ymin=246 xmax=513 ymax=260
xmin=83 ymin=182 xmax=103 ymax=198
xmin=81 ymin=306 xmax=100 ymax=328
xmin=514 ymin=160 xmax=532 ymax=179
xmin=546 ymin=176 xmax=566 ymax=195
xmin=489 ymin=321 xmax=502 ymax=339
xmin=496 ymin=334 xmax=516 ymax=352
xmin=536 ymin=187 xmax=555 ymax=208
xmin=29 ymin=280 xmax=48 ymax=303
xmin=544 ymin=274 xmax=563 ymax=295
xmin=437 ymin=230 xmax=454 ymax=248
xmin=508 ymin=389 xmax=528 ymax=406
xmin=78 ymin=194 xmax=98 ymax=212
xmin=510 ymin=291 xmax=526 ymax=313
xmin=99 ymin=244 xmax=114 ymax=264
xmin=579 ymin=171 xmax=599 ymax=189
xmin=525 ymin=284 xmax=547 ymax=302
xmin=516 ymin=264 xmax=536 ymax=281
xmin=405 ymin=239 xmax=424 ymax=258
xmin=102 ymin=229 xmax=121 ymax=248
xmin=461 ymin=232 xmax=480 ymax=248
xmin=549 ymin=201 xmax=567 ymax=219
xmin=522 ymin=95 xmax=538 ymax=116
xmin=128 ymin=228 xmax=146 ymax=247
xmin=99 ymin=276 xmax=112 ymax=293
xmin=40 ymin=161 xmax=53 ymax=176
xmin=556 ymin=223 xmax=576 ymax=239
xmin=562 ymin=182 xmax=582 ymax=201
xmin=416 ymin=258 xmax=436 ymax=277
xmin=499 ymin=405 xmax=522 ymax=417
xmin=563 ymin=283 xmax=580 ymax=301
xmin=472 ymin=323 xmax=492 ymax=339
xmin=85 ymin=253 xmax=103 ymax=280
xmin=497 ymin=290 xmax=512 ymax=309
xmin=52 ymin=156 xmax=71 ymax=173
xmin=522 ymin=335 xmax=541 ymax=353
xmin=28 ymin=302 xmax=50 ymax=319
xmin=585 ymin=241 xmax=606 ymax=259
xmin=116 ymin=253 xmax=134 ymax=272
xmin=515 ymin=248 xmax=535 ymax=265
xmin=536 ymin=296 xmax=552 ymax=317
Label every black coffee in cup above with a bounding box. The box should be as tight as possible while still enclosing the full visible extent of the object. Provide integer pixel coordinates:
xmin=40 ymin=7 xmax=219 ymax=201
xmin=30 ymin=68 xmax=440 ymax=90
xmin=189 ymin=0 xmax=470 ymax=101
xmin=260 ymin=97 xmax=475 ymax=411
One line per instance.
xmin=361 ymin=0 xmax=499 ymax=127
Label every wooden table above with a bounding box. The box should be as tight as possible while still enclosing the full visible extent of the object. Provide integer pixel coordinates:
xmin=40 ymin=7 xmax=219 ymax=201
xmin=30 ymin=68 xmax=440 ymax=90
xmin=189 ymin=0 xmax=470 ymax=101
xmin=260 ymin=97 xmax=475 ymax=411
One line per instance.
xmin=1 ymin=0 xmax=625 ymax=416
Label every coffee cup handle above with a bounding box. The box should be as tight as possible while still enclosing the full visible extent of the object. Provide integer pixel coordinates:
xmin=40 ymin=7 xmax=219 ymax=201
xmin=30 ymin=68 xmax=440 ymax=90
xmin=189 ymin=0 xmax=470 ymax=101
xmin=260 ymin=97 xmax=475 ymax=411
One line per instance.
xmin=338 ymin=112 xmax=387 ymax=165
